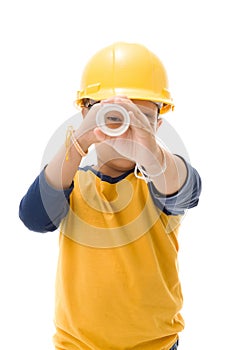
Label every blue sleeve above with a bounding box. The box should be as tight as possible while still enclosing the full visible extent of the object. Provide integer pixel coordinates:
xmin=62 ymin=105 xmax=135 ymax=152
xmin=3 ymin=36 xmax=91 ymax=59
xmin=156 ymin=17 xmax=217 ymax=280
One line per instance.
xmin=19 ymin=168 xmax=74 ymax=233
xmin=148 ymin=157 xmax=202 ymax=216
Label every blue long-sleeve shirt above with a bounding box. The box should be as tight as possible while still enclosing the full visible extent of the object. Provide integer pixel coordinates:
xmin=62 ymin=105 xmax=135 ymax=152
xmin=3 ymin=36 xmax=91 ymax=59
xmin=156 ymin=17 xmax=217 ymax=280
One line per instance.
xmin=19 ymin=159 xmax=201 ymax=233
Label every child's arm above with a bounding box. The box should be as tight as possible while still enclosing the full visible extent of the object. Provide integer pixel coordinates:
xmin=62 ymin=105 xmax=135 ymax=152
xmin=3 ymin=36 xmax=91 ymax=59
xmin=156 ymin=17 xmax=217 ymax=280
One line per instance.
xmin=44 ymin=107 xmax=98 ymax=190
xmin=19 ymin=169 xmax=74 ymax=232
xmin=44 ymin=132 xmax=89 ymax=190
xmin=19 ymin=117 xmax=97 ymax=231
xmin=148 ymin=157 xmax=202 ymax=215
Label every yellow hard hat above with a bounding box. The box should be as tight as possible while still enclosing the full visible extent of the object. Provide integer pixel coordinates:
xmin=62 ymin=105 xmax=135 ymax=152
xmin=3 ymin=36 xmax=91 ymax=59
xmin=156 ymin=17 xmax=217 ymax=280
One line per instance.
xmin=76 ymin=42 xmax=174 ymax=114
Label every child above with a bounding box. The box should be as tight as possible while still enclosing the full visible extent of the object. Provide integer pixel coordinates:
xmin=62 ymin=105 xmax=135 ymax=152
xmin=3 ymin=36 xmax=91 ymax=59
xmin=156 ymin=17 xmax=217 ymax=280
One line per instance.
xmin=19 ymin=42 xmax=201 ymax=350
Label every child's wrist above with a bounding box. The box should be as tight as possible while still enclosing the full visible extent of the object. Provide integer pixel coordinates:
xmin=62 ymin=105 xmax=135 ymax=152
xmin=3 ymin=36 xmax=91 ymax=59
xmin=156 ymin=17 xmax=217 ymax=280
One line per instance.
xmin=143 ymin=147 xmax=167 ymax=177
xmin=74 ymin=129 xmax=95 ymax=153
xmin=65 ymin=127 xmax=92 ymax=161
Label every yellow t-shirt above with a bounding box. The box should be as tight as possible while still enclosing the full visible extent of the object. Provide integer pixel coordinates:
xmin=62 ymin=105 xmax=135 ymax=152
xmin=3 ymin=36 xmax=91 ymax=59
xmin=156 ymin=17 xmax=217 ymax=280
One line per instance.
xmin=53 ymin=168 xmax=184 ymax=350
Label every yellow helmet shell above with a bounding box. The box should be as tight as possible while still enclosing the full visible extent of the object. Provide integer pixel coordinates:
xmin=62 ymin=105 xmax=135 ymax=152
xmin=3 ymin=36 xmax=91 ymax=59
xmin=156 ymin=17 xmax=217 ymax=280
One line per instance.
xmin=76 ymin=42 xmax=174 ymax=114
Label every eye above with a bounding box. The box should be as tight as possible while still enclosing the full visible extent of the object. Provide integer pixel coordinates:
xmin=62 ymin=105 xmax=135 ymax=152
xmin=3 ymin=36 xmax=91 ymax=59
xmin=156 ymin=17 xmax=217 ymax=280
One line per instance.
xmin=106 ymin=115 xmax=122 ymax=122
xmin=104 ymin=111 xmax=124 ymax=125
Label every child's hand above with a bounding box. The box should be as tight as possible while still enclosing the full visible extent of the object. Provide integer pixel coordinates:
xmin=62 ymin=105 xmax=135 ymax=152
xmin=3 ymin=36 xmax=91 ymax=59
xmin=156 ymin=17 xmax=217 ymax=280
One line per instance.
xmin=72 ymin=103 xmax=105 ymax=151
xmin=93 ymin=96 xmax=161 ymax=167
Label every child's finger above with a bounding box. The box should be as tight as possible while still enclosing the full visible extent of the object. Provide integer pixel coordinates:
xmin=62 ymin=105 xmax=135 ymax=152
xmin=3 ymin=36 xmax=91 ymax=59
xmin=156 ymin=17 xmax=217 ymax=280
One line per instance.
xmin=93 ymin=127 xmax=108 ymax=142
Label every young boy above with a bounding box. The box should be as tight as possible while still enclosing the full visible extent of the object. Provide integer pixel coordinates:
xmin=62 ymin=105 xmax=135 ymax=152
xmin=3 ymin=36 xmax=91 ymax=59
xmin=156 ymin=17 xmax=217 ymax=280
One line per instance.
xmin=19 ymin=42 xmax=201 ymax=350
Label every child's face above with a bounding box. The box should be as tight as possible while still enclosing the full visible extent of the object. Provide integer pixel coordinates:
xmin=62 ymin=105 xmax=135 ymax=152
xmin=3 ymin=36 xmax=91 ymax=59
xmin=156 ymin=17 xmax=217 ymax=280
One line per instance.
xmin=82 ymin=98 xmax=162 ymax=174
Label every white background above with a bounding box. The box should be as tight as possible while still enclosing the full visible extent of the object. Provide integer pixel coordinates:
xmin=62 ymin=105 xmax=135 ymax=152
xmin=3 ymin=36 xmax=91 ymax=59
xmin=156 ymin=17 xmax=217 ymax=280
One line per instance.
xmin=0 ymin=0 xmax=232 ymax=349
